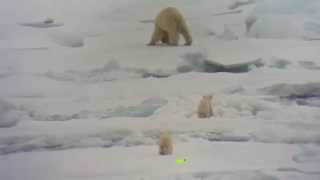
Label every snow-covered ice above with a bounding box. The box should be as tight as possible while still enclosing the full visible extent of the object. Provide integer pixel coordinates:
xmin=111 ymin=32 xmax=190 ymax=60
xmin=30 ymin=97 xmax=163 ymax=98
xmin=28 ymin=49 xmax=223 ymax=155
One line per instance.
xmin=0 ymin=99 xmax=20 ymax=128
xmin=247 ymin=0 xmax=320 ymax=40
xmin=1 ymin=0 xmax=320 ymax=179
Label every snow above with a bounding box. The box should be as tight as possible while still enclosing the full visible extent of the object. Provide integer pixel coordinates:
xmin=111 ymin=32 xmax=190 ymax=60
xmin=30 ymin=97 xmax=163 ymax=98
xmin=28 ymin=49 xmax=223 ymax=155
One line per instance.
xmin=261 ymin=82 xmax=320 ymax=98
xmin=0 ymin=141 xmax=305 ymax=180
xmin=217 ymin=25 xmax=239 ymax=41
xmin=48 ymin=31 xmax=84 ymax=48
xmin=293 ymin=145 xmax=320 ymax=164
xmin=248 ymin=0 xmax=320 ymax=39
xmin=105 ymin=98 xmax=168 ymax=118
xmin=1 ymin=0 xmax=320 ymax=179
xmin=0 ymin=98 xmax=22 ymax=128
xmin=19 ymin=21 xmax=64 ymax=28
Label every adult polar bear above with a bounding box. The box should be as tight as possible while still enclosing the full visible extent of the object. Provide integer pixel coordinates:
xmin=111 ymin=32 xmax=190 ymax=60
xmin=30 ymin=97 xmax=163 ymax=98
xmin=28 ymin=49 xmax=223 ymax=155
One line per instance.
xmin=148 ymin=7 xmax=192 ymax=46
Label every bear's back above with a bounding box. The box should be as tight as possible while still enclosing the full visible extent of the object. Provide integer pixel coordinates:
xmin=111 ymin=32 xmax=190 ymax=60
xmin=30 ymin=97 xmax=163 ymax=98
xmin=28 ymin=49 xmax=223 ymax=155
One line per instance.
xmin=155 ymin=7 xmax=183 ymax=30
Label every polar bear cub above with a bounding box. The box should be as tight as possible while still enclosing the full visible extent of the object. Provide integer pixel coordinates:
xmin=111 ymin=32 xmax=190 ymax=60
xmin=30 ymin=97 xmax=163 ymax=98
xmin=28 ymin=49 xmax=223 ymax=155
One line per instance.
xmin=159 ymin=130 xmax=173 ymax=155
xmin=197 ymin=95 xmax=213 ymax=118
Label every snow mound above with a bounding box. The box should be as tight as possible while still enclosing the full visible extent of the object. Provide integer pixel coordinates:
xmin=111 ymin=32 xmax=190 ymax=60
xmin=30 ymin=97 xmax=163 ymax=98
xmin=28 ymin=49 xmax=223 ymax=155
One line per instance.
xmin=267 ymin=57 xmax=292 ymax=69
xmin=28 ymin=107 xmax=99 ymax=122
xmin=118 ymin=131 xmax=155 ymax=147
xmin=178 ymin=52 xmax=208 ymax=72
xmin=295 ymin=97 xmax=320 ymax=107
xmin=28 ymin=98 xmax=167 ymax=121
xmin=29 ymin=112 xmax=76 ymax=121
xmin=298 ymin=61 xmax=320 ymax=70
xmin=254 ymin=57 xmax=320 ymax=70
xmin=180 ymin=55 xmax=311 ymax=73
xmin=293 ymin=145 xmax=320 ymax=163
xmin=229 ymin=0 xmax=256 ymax=10
xmin=208 ymin=94 xmax=276 ymax=119
xmin=0 ymin=99 xmax=20 ymax=128
xmin=44 ymin=61 xmax=171 ymax=83
xmin=20 ymin=22 xmax=64 ymax=28
xmin=217 ymin=25 xmax=239 ymax=41
xmin=104 ymin=98 xmax=168 ymax=118
xmin=276 ymin=167 xmax=320 ymax=176
xmin=251 ymin=127 xmax=320 ymax=144
xmin=49 ymin=31 xmax=84 ymax=48
xmin=192 ymin=131 xmax=251 ymax=143
xmin=19 ymin=18 xmax=63 ymax=28
xmin=222 ymin=85 xmax=246 ymax=94
xmin=179 ymin=52 xmax=264 ymax=73
xmin=261 ymin=82 xmax=320 ymax=98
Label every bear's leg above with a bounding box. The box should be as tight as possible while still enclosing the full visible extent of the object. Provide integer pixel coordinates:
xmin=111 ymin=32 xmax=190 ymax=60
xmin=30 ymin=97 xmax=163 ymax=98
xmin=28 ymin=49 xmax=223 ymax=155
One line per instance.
xmin=168 ymin=27 xmax=179 ymax=46
xmin=181 ymin=30 xmax=192 ymax=46
xmin=161 ymin=31 xmax=169 ymax=44
xmin=148 ymin=26 xmax=164 ymax=46
xmin=198 ymin=112 xmax=205 ymax=118
xmin=179 ymin=20 xmax=192 ymax=46
xmin=208 ymin=102 xmax=213 ymax=117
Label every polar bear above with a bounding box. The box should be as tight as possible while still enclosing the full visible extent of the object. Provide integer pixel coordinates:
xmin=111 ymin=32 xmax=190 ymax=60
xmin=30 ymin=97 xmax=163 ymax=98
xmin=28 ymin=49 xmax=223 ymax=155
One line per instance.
xmin=148 ymin=7 xmax=192 ymax=46
xmin=159 ymin=130 xmax=173 ymax=155
xmin=197 ymin=95 xmax=213 ymax=118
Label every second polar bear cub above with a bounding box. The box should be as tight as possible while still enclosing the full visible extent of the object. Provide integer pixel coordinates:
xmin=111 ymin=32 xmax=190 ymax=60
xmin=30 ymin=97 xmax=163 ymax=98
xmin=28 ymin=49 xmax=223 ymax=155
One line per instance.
xmin=148 ymin=7 xmax=192 ymax=46
xmin=159 ymin=130 xmax=173 ymax=155
xmin=197 ymin=95 xmax=213 ymax=118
